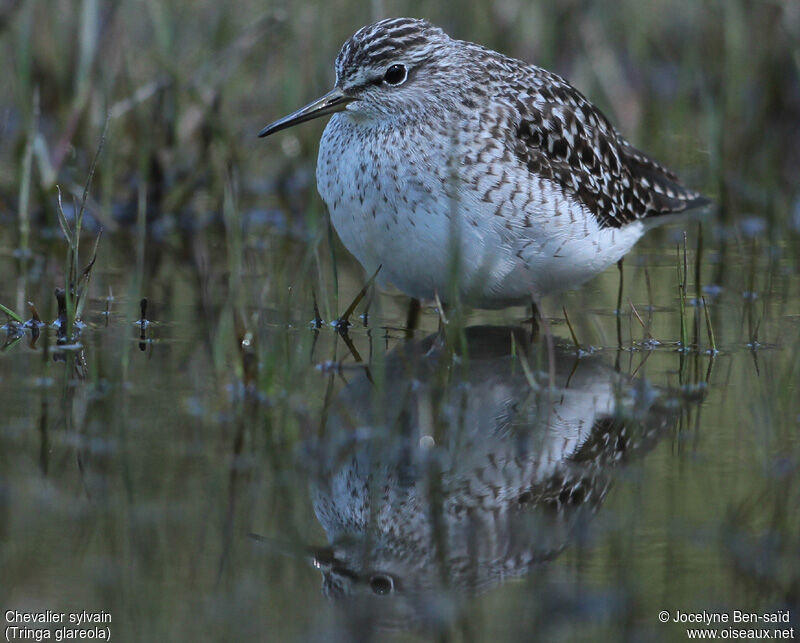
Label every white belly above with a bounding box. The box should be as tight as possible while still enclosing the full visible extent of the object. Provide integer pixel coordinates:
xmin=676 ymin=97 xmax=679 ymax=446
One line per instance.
xmin=317 ymin=116 xmax=645 ymax=307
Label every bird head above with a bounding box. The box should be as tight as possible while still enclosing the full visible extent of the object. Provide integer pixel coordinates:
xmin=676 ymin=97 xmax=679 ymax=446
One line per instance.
xmin=259 ymin=18 xmax=460 ymax=137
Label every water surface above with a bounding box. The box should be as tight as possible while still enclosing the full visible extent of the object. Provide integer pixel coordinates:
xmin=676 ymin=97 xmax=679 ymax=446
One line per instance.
xmin=1 ymin=218 xmax=798 ymax=641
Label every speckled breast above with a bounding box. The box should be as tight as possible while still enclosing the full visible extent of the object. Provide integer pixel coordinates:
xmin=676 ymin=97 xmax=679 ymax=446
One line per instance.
xmin=315 ymin=111 xmax=644 ymax=305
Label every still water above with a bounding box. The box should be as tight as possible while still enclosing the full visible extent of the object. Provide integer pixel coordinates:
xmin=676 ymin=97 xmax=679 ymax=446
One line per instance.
xmin=0 ymin=215 xmax=799 ymax=641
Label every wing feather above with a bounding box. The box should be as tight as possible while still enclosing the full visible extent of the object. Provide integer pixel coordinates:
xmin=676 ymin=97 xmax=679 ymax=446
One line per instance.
xmin=504 ymin=68 xmax=708 ymax=228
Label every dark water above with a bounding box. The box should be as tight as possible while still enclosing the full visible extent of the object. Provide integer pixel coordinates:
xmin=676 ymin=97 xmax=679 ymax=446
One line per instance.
xmin=1 ymin=217 xmax=798 ymax=641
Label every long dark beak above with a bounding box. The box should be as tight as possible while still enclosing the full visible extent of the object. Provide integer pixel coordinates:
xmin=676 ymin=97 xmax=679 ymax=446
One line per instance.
xmin=258 ymin=87 xmax=356 ymax=138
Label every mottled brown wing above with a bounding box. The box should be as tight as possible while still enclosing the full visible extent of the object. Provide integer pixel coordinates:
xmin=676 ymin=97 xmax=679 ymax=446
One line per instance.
xmin=509 ymin=72 xmax=708 ymax=229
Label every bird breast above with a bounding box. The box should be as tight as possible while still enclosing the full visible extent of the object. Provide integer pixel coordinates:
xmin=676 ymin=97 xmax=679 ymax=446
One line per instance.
xmin=317 ymin=112 xmax=501 ymax=300
xmin=316 ymin=110 xmax=643 ymax=304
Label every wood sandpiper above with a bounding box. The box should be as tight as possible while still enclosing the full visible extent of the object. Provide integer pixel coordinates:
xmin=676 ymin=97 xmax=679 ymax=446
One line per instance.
xmin=259 ymin=17 xmax=709 ymax=309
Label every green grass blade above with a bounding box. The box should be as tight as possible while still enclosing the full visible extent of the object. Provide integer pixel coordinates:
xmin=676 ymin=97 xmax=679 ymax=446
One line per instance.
xmin=0 ymin=303 xmax=23 ymax=324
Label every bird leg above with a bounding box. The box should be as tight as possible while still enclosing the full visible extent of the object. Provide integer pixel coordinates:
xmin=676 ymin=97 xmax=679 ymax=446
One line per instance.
xmin=404 ymin=297 xmax=421 ymax=339
xmin=616 ymin=258 xmax=624 ymax=348
xmin=527 ymin=297 xmax=540 ymax=342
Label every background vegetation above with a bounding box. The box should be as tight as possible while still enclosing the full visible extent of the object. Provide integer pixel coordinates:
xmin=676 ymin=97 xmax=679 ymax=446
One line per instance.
xmin=0 ymin=1 xmax=798 ymax=641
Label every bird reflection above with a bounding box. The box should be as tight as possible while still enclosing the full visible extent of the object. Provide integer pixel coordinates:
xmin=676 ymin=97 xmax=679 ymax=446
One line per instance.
xmin=303 ymin=326 xmax=684 ymax=631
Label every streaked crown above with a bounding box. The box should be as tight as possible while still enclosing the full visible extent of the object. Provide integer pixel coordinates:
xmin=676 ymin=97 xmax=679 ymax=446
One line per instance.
xmin=334 ymin=17 xmax=450 ymax=90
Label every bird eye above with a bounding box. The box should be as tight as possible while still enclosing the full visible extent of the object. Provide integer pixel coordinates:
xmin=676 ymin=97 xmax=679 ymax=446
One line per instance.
xmin=383 ymin=64 xmax=407 ymax=86
xmin=369 ymin=574 xmax=395 ymax=595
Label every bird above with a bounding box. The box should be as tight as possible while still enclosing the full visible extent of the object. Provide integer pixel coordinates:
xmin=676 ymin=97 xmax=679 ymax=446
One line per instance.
xmin=304 ymin=327 xmax=681 ymax=629
xmin=259 ymin=17 xmax=709 ymax=309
